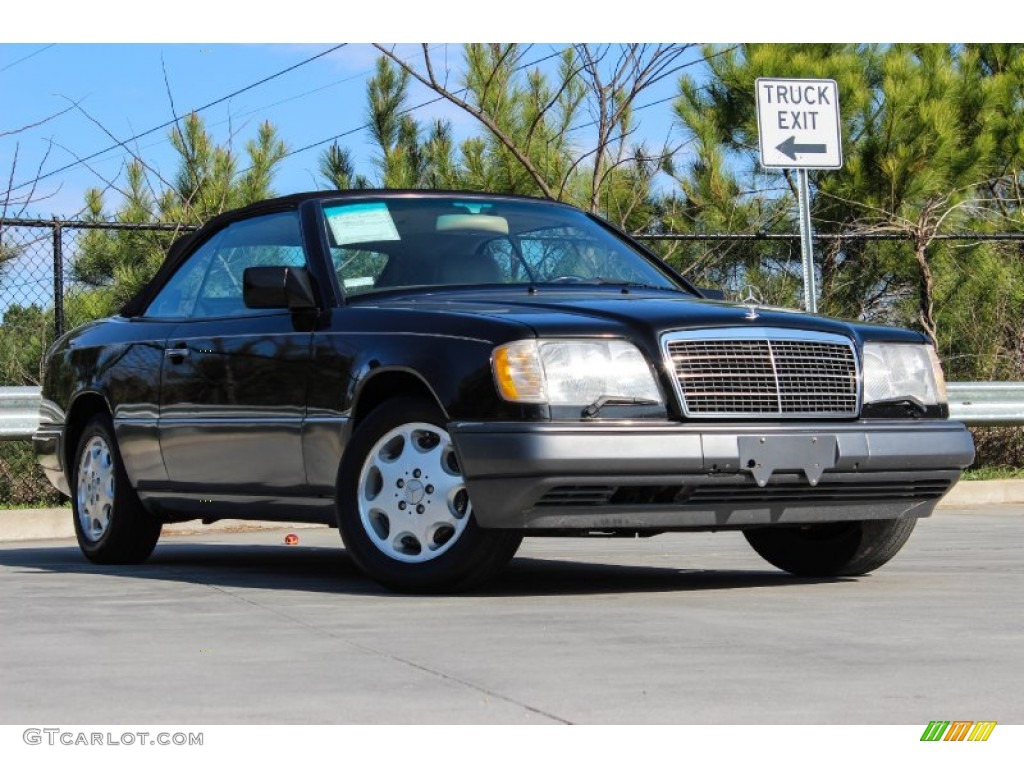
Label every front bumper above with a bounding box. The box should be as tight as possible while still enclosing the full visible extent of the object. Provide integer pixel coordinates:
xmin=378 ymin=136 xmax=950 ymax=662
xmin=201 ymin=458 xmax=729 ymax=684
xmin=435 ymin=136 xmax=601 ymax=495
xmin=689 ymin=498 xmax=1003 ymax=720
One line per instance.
xmin=33 ymin=424 xmax=69 ymax=497
xmin=449 ymin=419 xmax=976 ymax=530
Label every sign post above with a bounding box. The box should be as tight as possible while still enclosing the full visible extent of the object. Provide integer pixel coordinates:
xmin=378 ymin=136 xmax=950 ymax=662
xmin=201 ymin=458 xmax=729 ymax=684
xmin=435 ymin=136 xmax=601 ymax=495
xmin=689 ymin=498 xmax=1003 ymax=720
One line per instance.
xmin=755 ymin=78 xmax=843 ymax=313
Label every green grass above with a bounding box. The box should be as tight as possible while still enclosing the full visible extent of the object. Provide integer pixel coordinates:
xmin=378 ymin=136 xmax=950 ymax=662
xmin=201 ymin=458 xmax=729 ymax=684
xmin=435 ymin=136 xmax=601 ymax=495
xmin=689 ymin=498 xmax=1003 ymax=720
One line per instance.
xmin=0 ymin=501 xmax=70 ymax=510
xmin=962 ymin=466 xmax=1024 ymax=481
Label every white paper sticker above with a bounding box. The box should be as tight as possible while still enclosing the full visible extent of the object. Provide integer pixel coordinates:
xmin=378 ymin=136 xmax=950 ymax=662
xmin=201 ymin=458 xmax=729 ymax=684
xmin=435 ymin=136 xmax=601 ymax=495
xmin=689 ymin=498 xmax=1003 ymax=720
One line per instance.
xmin=325 ymin=202 xmax=400 ymax=245
xmin=343 ymin=276 xmax=375 ymax=289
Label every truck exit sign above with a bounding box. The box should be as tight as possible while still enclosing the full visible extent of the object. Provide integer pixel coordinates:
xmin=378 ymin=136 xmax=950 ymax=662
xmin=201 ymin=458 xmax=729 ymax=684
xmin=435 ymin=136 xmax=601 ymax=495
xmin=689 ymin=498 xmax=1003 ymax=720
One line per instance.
xmin=756 ymin=78 xmax=843 ymax=169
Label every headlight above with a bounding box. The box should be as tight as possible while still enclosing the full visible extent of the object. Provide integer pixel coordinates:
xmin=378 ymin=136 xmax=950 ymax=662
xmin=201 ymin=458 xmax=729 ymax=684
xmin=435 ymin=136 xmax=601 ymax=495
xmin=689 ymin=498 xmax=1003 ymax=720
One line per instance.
xmin=492 ymin=339 xmax=663 ymax=406
xmin=862 ymin=343 xmax=947 ymax=406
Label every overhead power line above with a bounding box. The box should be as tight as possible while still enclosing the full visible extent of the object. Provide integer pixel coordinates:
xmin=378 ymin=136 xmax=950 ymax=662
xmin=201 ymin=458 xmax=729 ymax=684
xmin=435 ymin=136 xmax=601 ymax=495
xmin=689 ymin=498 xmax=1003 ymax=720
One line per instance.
xmin=100 ymin=44 xmax=450 ymax=170
xmin=258 ymin=46 xmax=568 ymax=170
xmin=9 ymin=43 xmax=348 ymax=194
xmin=274 ymin=43 xmax=732 ymax=173
xmin=0 ymin=44 xmax=56 ymax=75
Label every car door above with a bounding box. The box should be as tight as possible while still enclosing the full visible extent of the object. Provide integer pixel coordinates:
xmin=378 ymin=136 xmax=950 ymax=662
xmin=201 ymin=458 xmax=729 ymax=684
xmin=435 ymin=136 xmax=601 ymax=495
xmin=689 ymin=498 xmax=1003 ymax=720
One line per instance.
xmin=155 ymin=210 xmax=314 ymax=495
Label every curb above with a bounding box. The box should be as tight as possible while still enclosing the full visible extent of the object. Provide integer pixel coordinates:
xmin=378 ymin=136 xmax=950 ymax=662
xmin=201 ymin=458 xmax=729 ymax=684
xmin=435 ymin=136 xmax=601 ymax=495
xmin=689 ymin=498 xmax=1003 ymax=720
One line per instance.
xmin=2 ymin=480 xmax=1022 ymax=543
xmin=0 ymin=511 xmax=324 ymax=543
xmin=937 ymin=478 xmax=1024 ymax=507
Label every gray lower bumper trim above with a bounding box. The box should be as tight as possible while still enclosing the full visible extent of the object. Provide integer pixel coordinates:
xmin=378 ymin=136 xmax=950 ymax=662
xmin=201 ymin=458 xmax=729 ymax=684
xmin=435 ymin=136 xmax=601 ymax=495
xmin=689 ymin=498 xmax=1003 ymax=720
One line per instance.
xmin=509 ymin=499 xmax=940 ymax=531
xmin=449 ymin=420 xmax=975 ymax=530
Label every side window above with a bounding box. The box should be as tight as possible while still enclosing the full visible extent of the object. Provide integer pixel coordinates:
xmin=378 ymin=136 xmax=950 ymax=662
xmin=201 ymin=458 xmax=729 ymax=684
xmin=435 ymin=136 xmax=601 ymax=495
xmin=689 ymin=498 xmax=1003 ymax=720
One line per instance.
xmin=143 ymin=232 xmax=222 ymax=318
xmin=144 ymin=213 xmax=307 ymax=319
xmin=332 ymin=247 xmax=389 ymax=295
xmin=192 ymin=211 xmax=306 ymax=318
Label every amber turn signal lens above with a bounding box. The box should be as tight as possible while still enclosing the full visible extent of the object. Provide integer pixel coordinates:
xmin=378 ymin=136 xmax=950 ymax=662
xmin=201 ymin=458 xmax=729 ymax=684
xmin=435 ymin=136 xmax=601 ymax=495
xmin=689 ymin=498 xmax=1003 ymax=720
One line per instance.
xmin=492 ymin=340 xmax=546 ymax=403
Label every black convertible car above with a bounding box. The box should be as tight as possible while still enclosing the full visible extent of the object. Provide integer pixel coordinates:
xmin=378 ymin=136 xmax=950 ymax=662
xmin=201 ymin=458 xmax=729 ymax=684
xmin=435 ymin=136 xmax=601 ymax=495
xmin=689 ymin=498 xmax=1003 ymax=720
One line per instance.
xmin=34 ymin=191 xmax=975 ymax=591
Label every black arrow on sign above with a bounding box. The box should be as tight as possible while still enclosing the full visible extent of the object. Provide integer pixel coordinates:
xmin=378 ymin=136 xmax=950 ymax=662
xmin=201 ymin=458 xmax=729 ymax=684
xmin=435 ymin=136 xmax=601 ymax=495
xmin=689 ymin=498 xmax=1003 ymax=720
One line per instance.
xmin=776 ymin=135 xmax=828 ymax=160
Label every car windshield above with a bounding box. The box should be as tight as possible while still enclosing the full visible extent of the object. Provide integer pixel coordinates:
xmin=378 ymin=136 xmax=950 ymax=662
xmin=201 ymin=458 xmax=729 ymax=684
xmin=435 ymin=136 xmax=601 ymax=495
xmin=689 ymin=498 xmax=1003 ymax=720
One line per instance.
xmin=321 ymin=197 xmax=684 ymax=296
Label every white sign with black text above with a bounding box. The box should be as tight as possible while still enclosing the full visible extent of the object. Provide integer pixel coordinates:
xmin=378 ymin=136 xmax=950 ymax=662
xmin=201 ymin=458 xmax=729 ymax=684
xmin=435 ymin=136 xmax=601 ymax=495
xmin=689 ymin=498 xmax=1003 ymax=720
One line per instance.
xmin=756 ymin=78 xmax=842 ymax=169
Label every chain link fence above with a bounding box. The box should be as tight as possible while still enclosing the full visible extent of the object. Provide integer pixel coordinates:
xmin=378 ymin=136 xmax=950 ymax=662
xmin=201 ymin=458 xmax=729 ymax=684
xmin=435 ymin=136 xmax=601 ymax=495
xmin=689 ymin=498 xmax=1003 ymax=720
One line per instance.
xmin=2 ymin=217 xmax=1023 ymax=505
xmin=0 ymin=219 xmax=195 ymax=506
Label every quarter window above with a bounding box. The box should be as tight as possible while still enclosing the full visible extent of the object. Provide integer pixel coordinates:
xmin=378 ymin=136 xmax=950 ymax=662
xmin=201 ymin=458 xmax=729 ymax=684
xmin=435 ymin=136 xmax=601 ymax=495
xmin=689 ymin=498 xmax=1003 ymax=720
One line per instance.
xmin=144 ymin=232 xmax=222 ymax=318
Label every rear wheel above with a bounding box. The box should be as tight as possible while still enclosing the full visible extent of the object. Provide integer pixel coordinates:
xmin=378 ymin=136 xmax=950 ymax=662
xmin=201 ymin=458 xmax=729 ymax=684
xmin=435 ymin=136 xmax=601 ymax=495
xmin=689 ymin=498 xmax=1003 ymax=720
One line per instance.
xmin=743 ymin=518 xmax=917 ymax=577
xmin=72 ymin=414 xmax=162 ymax=564
xmin=336 ymin=397 xmax=521 ymax=593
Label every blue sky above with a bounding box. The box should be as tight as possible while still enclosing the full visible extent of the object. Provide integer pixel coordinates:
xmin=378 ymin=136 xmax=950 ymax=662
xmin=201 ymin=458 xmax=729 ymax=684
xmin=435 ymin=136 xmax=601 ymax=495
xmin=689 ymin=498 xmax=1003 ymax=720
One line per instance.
xmin=1 ymin=1 xmax=1006 ymax=221
xmin=1 ymin=42 xmax=689 ymax=219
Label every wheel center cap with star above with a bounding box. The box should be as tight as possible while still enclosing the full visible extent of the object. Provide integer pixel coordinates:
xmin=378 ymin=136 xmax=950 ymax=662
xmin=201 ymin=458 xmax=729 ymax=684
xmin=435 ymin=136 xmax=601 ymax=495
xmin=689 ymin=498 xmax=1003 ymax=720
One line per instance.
xmin=404 ymin=479 xmax=426 ymax=504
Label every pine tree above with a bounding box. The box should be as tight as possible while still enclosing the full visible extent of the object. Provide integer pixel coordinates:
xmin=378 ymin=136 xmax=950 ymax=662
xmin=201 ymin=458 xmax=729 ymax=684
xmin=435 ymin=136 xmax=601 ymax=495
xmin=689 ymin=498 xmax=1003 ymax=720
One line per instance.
xmin=319 ymin=143 xmax=368 ymax=190
xmin=671 ymin=44 xmax=1024 ymax=379
xmin=73 ymin=114 xmax=288 ymax=314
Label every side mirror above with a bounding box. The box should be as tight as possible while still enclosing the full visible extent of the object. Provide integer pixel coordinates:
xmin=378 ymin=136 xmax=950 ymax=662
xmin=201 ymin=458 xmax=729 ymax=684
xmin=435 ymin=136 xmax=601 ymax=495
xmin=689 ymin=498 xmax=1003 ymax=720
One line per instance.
xmin=243 ymin=266 xmax=318 ymax=310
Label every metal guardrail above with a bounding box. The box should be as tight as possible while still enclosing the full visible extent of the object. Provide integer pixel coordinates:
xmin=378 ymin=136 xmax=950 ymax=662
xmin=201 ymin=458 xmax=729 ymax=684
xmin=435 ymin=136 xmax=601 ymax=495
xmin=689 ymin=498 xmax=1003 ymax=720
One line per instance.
xmin=1 ymin=383 xmax=1023 ymax=439
xmin=0 ymin=388 xmax=42 ymax=441
xmin=946 ymin=382 xmax=1024 ymax=426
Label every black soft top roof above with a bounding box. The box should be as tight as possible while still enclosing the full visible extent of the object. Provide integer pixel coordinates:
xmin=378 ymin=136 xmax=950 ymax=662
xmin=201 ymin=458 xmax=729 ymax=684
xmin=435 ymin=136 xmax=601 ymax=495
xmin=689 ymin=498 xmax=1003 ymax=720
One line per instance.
xmin=120 ymin=189 xmax=561 ymax=316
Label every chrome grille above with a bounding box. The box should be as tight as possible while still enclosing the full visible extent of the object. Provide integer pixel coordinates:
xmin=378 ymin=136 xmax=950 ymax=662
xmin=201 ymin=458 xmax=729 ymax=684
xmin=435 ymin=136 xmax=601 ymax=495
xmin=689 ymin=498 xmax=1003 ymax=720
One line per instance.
xmin=664 ymin=330 xmax=859 ymax=417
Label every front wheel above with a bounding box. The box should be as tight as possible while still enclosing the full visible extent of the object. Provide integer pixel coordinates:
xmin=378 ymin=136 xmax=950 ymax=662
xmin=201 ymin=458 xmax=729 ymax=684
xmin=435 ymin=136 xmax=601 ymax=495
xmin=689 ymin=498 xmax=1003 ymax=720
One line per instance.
xmin=336 ymin=397 xmax=521 ymax=593
xmin=72 ymin=414 xmax=162 ymax=564
xmin=743 ymin=518 xmax=917 ymax=577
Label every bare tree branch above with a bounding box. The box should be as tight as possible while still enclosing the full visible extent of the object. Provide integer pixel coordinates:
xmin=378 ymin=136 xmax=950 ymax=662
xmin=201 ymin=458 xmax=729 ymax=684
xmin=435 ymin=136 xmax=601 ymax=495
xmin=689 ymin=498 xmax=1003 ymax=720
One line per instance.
xmin=161 ymin=53 xmax=183 ymax=147
xmin=61 ymin=97 xmax=179 ymax=198
xmin=524 ymin=51 xmax=586 ymax=150
xmin=0 ymin=102 xmax=77 ymax=139
xmin=374 ymin=43 xmax=558 ymax=199
xmin=575 ymin=43 xmax=695 ymax=213
xmin=14 ymin=139 xmax=55 ymax=218
xmin=1 ymin=109 xmax=69 ymax=220
xmin=1 ymin=142 xmax=18 ymax=224
xmin=50 ymin=139 xmax=130 ymax=199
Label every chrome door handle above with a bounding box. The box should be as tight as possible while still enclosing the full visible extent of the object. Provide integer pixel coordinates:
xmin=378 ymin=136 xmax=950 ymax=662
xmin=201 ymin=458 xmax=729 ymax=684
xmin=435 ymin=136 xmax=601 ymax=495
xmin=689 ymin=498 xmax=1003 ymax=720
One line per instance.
xmin=165 ymin=348 xmax=191 ymax=362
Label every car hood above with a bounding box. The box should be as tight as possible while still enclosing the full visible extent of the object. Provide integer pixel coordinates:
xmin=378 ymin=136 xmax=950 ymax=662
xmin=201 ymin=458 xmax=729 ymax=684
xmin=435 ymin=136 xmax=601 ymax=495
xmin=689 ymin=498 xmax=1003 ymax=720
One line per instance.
xmin=357 ymin=288 xmax=925 ymax=345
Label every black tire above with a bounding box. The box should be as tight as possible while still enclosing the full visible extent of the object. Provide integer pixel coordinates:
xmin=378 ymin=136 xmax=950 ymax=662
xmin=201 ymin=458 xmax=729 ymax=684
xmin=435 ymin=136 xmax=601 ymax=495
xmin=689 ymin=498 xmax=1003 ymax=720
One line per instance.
xmin=743 ymin=518 xmax=917 ymax=577
xmin=336 ymin=396 xmax=522 ymax=593
xmin=71 ymin=414 xmax=162 ymax=564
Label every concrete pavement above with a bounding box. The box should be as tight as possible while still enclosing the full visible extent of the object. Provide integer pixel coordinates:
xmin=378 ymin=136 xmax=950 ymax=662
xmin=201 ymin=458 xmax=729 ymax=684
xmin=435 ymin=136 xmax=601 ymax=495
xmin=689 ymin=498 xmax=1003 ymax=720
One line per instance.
xmin=1 ymin=504 xmax=1021 ymax=724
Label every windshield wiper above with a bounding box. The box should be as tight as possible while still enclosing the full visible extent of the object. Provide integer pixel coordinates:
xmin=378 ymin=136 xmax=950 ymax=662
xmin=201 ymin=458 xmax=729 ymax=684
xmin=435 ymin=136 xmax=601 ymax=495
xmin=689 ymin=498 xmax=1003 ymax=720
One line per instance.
xmin=540 ymin=277 xmax=686 ymax=292
xmin=618 ymin=281 xmax=687 ymax=293
xmin=581 ymin=395 xmax=661 ymax=419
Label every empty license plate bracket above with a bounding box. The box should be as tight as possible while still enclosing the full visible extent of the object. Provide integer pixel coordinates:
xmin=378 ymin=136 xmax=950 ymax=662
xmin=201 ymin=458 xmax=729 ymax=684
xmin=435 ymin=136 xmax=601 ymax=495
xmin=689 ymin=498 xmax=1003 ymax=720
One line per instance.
xmin=737 ymin=434 xmax=838 ymax=487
